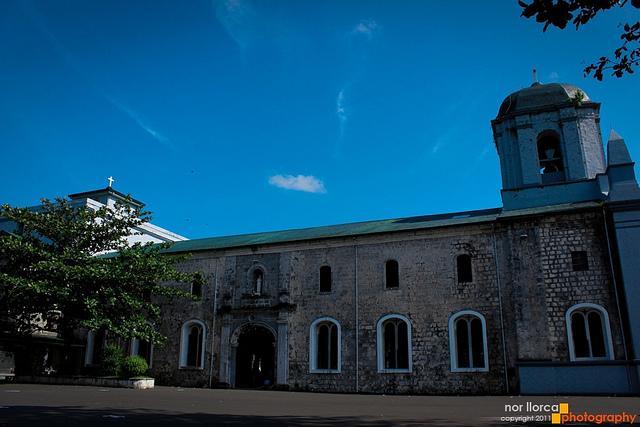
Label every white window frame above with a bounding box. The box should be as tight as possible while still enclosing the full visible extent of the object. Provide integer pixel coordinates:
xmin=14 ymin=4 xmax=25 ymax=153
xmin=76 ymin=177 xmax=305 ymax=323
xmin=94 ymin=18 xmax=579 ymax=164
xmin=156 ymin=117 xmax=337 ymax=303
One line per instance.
xmin=376 ymin=313 xmax=412 ymax=373
xmin=130 ymin=337 xmax=154 ymax=368
xmin=309 ymin=316 xmax=341 ymax=373
xmin=179 ymin=319 xmax=207 ymax=369
xmin=566 ymin=303 xmax=614 ymax=362
xmin=84 ymin=330 xmax=95 ymax=366
xmin=130 ymin=337 xmax=139 ymax=357
xmin=448 ymin=310 xmax=489 ymax=372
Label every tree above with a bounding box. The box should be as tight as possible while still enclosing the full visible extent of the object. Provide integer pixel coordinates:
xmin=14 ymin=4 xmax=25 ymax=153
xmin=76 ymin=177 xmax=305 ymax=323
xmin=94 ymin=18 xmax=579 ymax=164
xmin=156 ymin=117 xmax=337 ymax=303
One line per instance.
xmin=0 ymin=197 xmax=201 ymax=373
xmin=519 ymin=0 xmax=640 ymax=80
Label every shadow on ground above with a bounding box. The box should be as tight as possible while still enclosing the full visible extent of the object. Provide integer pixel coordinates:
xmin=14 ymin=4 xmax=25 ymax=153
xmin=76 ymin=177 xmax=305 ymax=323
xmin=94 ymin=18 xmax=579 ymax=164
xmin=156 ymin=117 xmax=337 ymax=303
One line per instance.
xmin=0 ymin=406 xmax=506 ymax=427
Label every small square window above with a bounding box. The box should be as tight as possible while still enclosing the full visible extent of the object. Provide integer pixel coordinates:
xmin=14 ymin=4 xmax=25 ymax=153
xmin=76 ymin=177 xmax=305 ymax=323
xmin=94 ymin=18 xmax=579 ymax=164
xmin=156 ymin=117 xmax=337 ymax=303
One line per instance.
xmin=571 ymin=251 xmax=589 ymax=272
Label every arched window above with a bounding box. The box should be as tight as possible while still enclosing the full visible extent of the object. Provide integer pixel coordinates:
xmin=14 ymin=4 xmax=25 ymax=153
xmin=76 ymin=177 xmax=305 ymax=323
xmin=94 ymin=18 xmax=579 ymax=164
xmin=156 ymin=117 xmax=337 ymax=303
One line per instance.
xmin=385 ymin=260 xmax=399 ymax=289
xmin=566 ymin=304 xmax=614 ymax=361
xmin=84 ymin=329 xmax=106 ymax=367
xmin=537 ymin=131 xmax=565 ymax=183
xmin=252 ymin=268 xmax=264 ymax=295
xmin=456 ymin=254 xmax=473 ymax=283
xmin=130 ymin=338 xmax=154 ymax=368
xmin=449 ymin=311 xmax=488 ymax=372
xmin=319 ymin=266 xmax=332 ymax=293
xmin=309 ymin=317 xmax=341 ymax=373
xmin=179 ymin=320 xmax=206 ymax=369
xmin=377 ymin=314 xmax=412 ymax=372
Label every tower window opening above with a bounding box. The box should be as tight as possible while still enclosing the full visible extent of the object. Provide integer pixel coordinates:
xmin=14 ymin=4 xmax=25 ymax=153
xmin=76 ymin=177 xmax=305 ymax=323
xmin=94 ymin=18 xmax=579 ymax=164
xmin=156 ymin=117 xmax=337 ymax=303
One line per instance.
xmin=537 ymin=132 xmax=565 ymax=184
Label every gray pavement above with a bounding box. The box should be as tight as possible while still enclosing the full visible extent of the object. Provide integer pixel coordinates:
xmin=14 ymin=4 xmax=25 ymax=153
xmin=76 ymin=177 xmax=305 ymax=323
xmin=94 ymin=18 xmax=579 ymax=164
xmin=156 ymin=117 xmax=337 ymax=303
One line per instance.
xmin=0 ymin=384 xmax=639 ymax=426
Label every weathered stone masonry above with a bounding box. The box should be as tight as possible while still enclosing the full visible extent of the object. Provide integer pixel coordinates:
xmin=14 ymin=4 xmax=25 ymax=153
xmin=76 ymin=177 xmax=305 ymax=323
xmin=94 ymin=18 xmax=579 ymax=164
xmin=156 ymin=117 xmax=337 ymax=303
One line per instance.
xmin=151 ymin=208 xmax=623 ymax=394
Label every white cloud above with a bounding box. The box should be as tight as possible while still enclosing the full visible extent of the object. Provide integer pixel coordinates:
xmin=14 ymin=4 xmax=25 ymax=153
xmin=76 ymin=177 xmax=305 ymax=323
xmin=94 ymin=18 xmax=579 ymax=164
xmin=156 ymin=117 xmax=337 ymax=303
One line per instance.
xmin=268 ymin=174 xmax=327 ymax=194
xmin=352 ymin=19 xmax=379 ymax=39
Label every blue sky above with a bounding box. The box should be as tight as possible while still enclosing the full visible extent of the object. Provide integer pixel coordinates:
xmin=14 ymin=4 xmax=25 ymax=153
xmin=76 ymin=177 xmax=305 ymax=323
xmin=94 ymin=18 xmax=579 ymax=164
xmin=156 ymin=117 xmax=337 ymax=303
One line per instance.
xmin=1 ymin=1 xmax=638 ymax=239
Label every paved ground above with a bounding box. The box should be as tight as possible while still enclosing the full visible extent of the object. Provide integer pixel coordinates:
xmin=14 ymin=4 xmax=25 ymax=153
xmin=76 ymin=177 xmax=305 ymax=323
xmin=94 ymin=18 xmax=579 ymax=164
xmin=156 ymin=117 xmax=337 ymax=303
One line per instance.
xmin=0 ymin=384 xmax=639 ymax=426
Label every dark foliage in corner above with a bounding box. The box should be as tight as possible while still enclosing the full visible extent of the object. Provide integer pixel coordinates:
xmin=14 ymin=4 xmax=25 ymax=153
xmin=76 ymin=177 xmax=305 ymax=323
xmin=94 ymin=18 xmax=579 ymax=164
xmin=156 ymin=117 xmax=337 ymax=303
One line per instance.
xmin=519 ymin=0 xmax=640 ymax=79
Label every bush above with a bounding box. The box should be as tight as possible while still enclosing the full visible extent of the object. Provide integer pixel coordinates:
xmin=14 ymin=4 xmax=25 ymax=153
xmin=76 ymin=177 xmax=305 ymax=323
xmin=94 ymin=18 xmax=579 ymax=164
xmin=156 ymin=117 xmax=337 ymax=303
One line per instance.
xmin=101 ymin=344 xmax=125 ymax=377
xmin=121 ymin=355 xmax=149 ymax=378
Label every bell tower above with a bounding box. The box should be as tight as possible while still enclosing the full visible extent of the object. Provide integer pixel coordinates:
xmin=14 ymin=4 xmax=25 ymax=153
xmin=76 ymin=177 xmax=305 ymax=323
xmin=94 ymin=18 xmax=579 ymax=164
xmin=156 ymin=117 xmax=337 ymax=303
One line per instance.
xmin=491 ymin=82 xmax=606 ymax=210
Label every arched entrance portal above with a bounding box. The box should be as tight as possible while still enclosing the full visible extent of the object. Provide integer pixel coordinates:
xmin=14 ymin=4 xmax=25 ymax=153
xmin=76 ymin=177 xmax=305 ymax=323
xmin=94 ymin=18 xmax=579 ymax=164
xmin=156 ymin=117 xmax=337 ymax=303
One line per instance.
xmin=235 ymin=324 xmax=276 ymax=388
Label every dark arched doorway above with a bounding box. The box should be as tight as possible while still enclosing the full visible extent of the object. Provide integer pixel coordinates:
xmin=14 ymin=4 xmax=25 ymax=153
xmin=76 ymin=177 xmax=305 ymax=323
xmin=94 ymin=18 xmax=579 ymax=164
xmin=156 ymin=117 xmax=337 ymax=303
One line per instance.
xmin=235 ymin=324 xmax=276 ymax=388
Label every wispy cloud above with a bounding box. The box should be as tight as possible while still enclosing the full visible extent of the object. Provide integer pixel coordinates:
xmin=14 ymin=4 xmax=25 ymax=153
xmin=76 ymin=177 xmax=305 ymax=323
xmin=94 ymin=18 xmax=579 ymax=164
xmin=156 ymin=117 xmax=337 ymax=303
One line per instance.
xmin=336 ymin=88 xmax=348 ymax=138
xmin=461 ymin=143 xmax=495 ymax=178
xmin=548 ymin=71 xmax=560 ymax=82
xmin=106 ymin=97 xmax=172 ymax=148
xmin=479 ymin=144 xmax=492 ymax=159
xmin=213 ymin=0 xmax=257 ymax=51
xmin=351 ymin=19 xmax=380 ymax=40
xmin=330 ymin=18 xmax=382 ymax=160
xmin=431 ymin=138 xmax=446 ymax=154
xmin=430 ymin=95 xmax=486 ymax=156
xmin=23 ymin=5 xmax=173 ymax=150
xmin=268 ymin=174 xmax=327 ymax=194
xmin=430 ymin=127 xmax=456 ymax=155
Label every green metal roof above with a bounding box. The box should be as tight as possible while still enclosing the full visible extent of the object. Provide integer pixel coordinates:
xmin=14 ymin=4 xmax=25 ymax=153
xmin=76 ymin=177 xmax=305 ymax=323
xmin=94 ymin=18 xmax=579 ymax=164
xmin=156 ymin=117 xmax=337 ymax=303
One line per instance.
xmin=161 ymin=201 xmax=602 ymax=254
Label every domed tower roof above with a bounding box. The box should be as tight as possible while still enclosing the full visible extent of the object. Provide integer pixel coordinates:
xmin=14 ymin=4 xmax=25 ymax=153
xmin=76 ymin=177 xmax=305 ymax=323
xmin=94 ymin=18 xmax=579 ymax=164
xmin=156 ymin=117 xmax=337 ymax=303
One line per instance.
xmin=496 ymin=82 xmax=591 ymax=119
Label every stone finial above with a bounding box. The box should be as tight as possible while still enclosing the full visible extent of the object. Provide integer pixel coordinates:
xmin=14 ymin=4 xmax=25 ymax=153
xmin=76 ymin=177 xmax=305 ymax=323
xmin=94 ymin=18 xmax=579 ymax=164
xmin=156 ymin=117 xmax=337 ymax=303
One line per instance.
xmin=607 ymin=129 xmax=632 ymax=166
xmin=609 ymin=129 xmax=623 ymax=141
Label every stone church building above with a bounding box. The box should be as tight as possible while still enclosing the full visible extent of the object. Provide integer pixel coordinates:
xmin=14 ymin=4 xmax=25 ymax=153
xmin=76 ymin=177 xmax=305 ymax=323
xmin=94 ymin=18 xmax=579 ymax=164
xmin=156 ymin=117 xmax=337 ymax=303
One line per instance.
xmin=87 ymin=82 xmax=640 ymax=395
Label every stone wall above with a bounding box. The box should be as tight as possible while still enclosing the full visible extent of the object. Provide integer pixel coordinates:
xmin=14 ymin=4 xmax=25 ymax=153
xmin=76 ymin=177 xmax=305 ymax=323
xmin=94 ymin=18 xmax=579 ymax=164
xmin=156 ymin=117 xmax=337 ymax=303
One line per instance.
xmin=288 ymin=245 xmax=358 ymax=392
xmin=497 ymin=211 xmax=623 ymax=363
xmin=149 ymin=208 xmax=623 ymax=394
xmin=539 ymin=213 xmax=623 ymax=361
xmin=152 ymin=257 xmax=218 ymax=387
xmin=351 ymin=230 xmax=504 ymax=395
